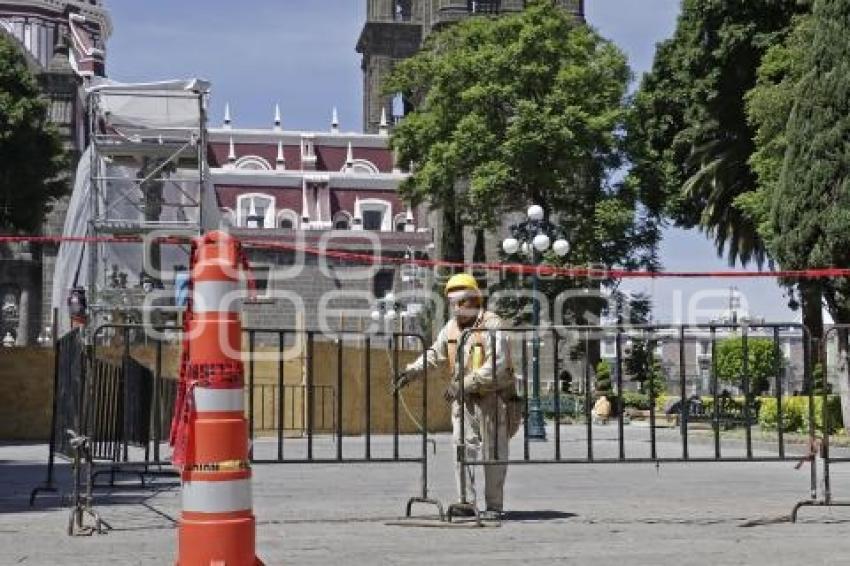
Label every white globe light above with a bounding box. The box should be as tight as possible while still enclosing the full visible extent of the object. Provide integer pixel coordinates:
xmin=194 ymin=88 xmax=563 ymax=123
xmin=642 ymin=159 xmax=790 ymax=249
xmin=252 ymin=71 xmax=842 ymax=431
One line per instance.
xmin=553 ymin=239 xmax=570 ymax=257
xmin=532 ymin=233 xmax=551 ymax=252
xmin=385 ymin=310 xmax=397 ymax=322
xmin=527 ymin=204 xmax=545 ymax=222
xmin=502 ymin=238 xmax=520 ymax=255
xmin=384 ymin=292 xmax=395 ymax=304
xmin=520 ymin=242 xmax=531 ymax=256
xmin=370 ymin=310 xmax=382 ymax=322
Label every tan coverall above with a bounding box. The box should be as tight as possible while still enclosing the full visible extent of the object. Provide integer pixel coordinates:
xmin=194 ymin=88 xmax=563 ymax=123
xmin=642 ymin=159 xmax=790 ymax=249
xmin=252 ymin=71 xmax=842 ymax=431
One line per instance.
xmin=404 ymin=310 xmax=512 ymax=511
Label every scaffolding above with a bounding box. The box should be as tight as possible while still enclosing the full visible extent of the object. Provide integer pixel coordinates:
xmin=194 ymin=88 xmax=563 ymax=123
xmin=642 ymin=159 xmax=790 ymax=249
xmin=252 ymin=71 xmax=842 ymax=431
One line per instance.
xmin=84 ymin=80 xmax=213 ymax=332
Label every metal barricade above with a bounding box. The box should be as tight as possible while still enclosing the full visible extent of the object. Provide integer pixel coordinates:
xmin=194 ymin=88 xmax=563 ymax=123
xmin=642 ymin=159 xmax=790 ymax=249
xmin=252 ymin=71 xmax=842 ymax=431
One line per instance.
xmin=791 ymin=325 xmax=850 ymax=519
xmin=453 ymin=323 xmax=835 ymax=520
xmin=30 ymin=324 xmax=83 ymax=504
xmin=32 ymin=323 xmax=443 ymax=520
xmin=241 ymin=328 xmax=442 ymax=518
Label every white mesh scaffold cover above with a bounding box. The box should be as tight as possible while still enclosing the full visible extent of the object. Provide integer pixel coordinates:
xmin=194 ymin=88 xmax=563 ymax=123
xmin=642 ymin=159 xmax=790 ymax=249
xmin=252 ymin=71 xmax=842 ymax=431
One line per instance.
xmin=51 ymin=79 xmax=221 ymax=335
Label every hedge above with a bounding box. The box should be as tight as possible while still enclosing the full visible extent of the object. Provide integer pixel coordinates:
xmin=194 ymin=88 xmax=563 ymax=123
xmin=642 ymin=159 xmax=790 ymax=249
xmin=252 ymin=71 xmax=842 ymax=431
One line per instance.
xmin=758 ymin=396 xmax=843 ymax=434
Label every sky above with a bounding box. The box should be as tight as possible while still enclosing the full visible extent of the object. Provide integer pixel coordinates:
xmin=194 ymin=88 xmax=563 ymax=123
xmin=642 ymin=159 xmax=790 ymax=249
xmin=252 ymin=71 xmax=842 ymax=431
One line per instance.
xmin=105 ymin=0 xmax=796 ymax=324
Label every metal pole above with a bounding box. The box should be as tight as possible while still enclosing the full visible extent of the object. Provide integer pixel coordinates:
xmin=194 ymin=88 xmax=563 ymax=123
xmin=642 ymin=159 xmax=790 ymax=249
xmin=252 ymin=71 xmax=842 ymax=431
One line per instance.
xmin=336 ymin=336 xmax=343 ymax=462
xmin=421 ymin=339 xmax=429 ymax=499
xmin=742 ymin=325 xmax=752 ymax=459
xmin=553 ymin=330 xmax=561 ymax=461
xmin=615 ymin=330 xmax=625 ymax=460
xmin=364 ymin=336 xmax=371 ymax=460
xmin=278 ymin=331 xmax=285 ymax=462
xmin=711 ymin=326 xmax=720 ymax=460
xmin=306 ymin=332 xmax=314 ymax=461
xmin=248 ymin=330 xmax=255 ymax=461
xmin=153 ymin=337 xmax=162 ymax=464
xmin=527 ymin=249 xmax=546 ymax=440
xmin=522 ymin=333 xmax=530 ymax=460
xmin=392 ymin=334 xmax=399 ymax=460
xmin=679 ymin=325 xmax=688 ymax=460
xmin=30 ymin=308 xmax=61 ymax=505
xmin=773 ymin=327 xmax=784 ymax=459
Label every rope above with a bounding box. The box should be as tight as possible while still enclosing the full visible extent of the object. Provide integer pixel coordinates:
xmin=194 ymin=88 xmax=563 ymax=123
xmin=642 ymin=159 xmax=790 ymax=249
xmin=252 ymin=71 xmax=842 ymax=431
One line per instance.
xmin=4 ymin=234 xmax=850 ymax=280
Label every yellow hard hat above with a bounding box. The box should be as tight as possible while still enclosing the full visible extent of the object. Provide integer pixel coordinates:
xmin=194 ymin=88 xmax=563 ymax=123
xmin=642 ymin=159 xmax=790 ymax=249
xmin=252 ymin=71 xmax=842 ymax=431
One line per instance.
xmin=444 ymin=273 xmax=479 ymax=296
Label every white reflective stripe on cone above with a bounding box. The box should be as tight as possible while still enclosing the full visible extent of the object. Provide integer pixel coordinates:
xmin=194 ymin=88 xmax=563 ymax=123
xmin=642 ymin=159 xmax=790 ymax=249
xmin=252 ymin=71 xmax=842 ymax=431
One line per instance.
xmin=182 ymin=479 xmax=252 ymax=513
xmin=193 ymin=388 xmax=243 ymax=412
xmin=192 ymin=280 xmax=240 ymax=313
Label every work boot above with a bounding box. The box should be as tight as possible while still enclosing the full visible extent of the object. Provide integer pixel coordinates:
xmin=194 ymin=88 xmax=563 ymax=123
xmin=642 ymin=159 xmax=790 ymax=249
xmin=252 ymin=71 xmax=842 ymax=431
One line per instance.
xmin=450 ymin=504 xmax=476 ymax=518
xmin=482 ymin=508 xmax=503 ymax=521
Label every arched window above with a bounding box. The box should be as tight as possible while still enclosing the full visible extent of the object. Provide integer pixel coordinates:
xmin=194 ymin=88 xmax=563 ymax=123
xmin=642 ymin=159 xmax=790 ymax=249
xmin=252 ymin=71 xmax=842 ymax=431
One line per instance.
xmin=333 ymin=211 xmax=352 ymax=230
xmin=340 ymin=159 xmax=380 ymax=175
xmin=237 ymin=193 xmax=275 ymax=228
xmin=355 ymin=199 xmax=392 ymax=232
xmin=234 ymin=155 xmax=272 ymax=171
xmin=393 ymin=213 xmax=407 ymax=232
xmin=277 ymin=209 xmax=299 ymax=230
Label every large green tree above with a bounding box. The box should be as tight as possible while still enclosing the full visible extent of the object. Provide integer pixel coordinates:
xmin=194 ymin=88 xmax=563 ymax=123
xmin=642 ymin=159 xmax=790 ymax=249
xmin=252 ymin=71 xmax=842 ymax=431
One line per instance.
xmin=0 ymin=35 xmax=67 ymax=233
xmin=769 ymin=0 xmax=850 ymax=425
xmin=387 ymin=0 xmax=655 ymax=270
xmin=744 ymin=13 xmax=823 ymax=355
xmin=627 ymin=0 xmax=810 ymax=268
xmin=714 ymin=337 xmax=778 ymax=395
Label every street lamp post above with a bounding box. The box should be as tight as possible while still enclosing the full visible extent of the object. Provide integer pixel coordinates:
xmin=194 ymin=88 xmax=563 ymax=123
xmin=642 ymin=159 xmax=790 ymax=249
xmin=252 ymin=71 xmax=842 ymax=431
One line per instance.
xmin=502 ymin=205 xmax=570 ymax=442
xmin=371 ymin=292 xmax=402 ymax=335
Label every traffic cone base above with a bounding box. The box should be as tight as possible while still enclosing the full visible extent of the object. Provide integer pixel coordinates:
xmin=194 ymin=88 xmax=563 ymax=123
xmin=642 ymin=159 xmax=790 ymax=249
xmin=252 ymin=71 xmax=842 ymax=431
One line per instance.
xmin=177 ymin=514 xmax=261 ymax=566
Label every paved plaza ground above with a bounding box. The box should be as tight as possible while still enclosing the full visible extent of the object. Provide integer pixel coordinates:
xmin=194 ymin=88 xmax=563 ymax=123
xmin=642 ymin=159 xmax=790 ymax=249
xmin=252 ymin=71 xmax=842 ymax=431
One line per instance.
xmin=2 ymin=425 xmax=850 ymax=565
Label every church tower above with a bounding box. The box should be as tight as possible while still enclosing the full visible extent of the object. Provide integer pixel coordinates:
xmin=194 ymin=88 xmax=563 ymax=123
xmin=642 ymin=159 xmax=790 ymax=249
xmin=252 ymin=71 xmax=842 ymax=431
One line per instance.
xmin=357 ymin=0 xmax=585 ymax=132
xmin=356 ymin=1 xmax=424 ymax=134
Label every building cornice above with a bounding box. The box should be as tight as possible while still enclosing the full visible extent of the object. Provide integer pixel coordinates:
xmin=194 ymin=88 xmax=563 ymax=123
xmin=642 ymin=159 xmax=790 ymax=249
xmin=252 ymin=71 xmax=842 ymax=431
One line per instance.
xmin=210 ymin=168 xmax=408 ymax=190
xmin=208 ymin=128 xmax=390 ymax=148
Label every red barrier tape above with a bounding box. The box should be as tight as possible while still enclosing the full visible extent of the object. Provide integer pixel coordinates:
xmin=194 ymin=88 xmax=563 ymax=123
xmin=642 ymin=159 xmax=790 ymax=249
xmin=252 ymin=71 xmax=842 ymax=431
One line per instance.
xmin=4 ymin=234 xmax=850 ymax=280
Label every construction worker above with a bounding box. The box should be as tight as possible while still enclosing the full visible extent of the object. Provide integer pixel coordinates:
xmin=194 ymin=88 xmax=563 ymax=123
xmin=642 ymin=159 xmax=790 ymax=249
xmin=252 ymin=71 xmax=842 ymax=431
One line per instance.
xmin=395 ymin=273 xmax=514 ymax=519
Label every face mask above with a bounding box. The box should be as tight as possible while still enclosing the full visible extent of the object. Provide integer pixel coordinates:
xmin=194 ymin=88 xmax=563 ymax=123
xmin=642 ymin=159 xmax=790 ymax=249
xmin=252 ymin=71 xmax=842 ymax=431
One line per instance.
xmin=450 ymin=299 xmax=479 ymax=324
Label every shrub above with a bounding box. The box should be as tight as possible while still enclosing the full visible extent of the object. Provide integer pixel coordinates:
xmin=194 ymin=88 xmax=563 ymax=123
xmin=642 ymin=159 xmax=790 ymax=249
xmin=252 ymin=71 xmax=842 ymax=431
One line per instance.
xmin=758 ymin=395 xmax=843 ymax=434
xmin=622 ymin=391 xmax=650 ymax=410
xmin=595 ymin=360 xmax=613 ymax=395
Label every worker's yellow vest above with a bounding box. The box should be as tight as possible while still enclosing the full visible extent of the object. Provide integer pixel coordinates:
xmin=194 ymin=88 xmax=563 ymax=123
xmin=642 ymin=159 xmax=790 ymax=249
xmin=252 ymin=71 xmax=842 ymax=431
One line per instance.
xmin=445 ymin=311 xmax=507 ymax=377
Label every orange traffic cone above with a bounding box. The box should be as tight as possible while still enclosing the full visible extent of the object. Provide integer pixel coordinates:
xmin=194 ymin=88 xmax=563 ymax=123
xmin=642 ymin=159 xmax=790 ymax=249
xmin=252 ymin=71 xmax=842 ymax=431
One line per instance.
xmin=176 ymin=231 xmax=263 ymax=566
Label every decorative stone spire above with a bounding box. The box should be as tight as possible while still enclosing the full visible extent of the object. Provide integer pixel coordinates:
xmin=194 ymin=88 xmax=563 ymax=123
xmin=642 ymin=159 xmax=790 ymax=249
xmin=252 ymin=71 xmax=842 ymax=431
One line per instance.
xmin=276 ymin=139 xmax=286 ymax=170
xmin=223 ymin=103 xmax=232 ymax=129
xmin=405 ymin=206 xmax=415 ymax=232
xmin=302 ymin=181 xmax=311 ymax=224
xmin=353 ymin=196 xmax=362 ymax=229
xmin=392 ymin=149 xmax=402 ymax=174
xmin=379 ymin=107 xmax=389 ymax=136
xmin=331 ymin=107 xmax=339 ymax=134
xmin=274 ymin=103 xmax=282 ymax=131
xmin=345 ymin=142 xmax=354 ymax=171
xmin=227 ymin=136 xmax=236 ymax=166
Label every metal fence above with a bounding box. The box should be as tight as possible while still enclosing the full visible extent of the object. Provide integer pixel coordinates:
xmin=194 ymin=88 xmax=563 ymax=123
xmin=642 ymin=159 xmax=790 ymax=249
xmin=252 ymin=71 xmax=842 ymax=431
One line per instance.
xmin=454 ymin=323 xmax=849 ymax=520
xmin=791 ymin=325 xmax=850 ymax=519
xmin=31 ymin=324 xmax=443 ymax=520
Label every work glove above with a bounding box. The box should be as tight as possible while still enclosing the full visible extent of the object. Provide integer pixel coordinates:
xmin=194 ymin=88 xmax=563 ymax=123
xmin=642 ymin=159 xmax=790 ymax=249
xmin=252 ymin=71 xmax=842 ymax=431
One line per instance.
xmin=392 ymin=370 xmax=414 ymax=393
xmin=443 ymin=381 xmax=460 ymax=403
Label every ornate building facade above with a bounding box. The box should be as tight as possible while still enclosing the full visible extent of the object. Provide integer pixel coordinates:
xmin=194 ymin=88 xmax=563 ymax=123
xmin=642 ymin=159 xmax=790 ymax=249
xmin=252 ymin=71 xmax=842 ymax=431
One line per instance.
xmin=0 ymin=0 xmax=110 ymax=344
xmin=2 ymin=2 xmax=430 ymax=341
xmin=208 ymin=107 xmax=431 ymax=332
